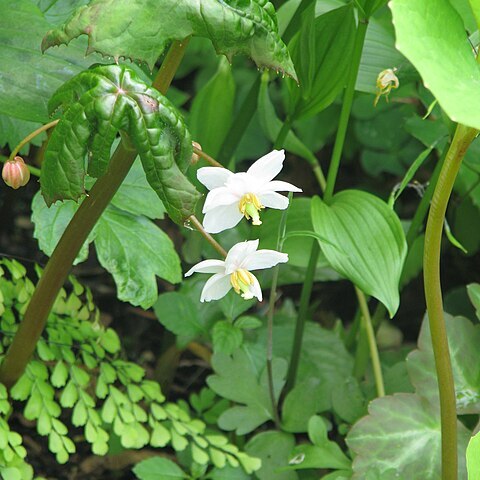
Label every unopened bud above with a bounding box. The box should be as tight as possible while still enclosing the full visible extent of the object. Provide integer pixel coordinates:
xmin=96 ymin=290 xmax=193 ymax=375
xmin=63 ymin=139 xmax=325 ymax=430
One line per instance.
xmin=2 ymin=156 xmax=30 ymax=189
xmin=192 ymin=141 xmax=202 ymax=165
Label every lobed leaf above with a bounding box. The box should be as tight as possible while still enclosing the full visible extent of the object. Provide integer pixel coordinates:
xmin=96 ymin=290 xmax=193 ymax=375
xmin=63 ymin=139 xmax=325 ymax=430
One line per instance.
xmin=42 ymin=0 xmax=296 ymax=78
xmin=40 ymin=64 xmax=200 ymax=224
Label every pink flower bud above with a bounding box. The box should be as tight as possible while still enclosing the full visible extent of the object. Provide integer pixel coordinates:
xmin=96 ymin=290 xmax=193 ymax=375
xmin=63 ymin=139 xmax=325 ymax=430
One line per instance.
xmin=2 ymin=156 xmax=30 ymax=189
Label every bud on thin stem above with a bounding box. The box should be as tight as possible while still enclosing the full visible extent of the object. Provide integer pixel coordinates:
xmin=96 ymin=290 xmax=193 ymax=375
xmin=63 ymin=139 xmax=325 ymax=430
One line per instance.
xmin=2 ymin=156 xmax=30 ymax=189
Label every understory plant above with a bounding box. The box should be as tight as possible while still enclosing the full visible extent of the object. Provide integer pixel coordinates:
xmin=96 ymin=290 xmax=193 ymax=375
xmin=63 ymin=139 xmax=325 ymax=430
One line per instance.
xmin=2 ymin=0 xmax=480 ymax=479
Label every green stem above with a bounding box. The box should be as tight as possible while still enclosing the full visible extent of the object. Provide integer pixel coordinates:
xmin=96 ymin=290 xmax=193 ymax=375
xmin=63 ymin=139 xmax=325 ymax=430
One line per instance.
xmin=193 ymin=147 xmax=223 ymax=168
xmin=266 ymin=193 xmax=291 ymax=428
xmin=0 ymin=39 xmax=190 ymax=389
xmin=323 ymin=17 xmax=368 ymax=203
xmin=284 ymin=240 xmax=319 ymax=394
xmin=274 ymin=117 xmax=292 ymax=150
xmin=424 ymin=123 xmax=477 ymax=480
xmin=188 ymin=215 xmax=227 ymax=257
xmin=355 ymin=286 xmax=384 ymax=396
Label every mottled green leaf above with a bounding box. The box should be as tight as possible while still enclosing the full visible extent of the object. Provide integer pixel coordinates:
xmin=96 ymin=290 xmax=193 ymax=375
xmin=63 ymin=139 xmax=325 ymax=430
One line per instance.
xmin=407 ymin=314 xmax=480 ymax=414
xmin=94 ymin=206 xmax=181 ymax=308
xmin=41 ymin=64 xmax=199 ymax=224
xmin=347 ymin=393 xmax=470 ymax=479
xmin=311 ymin=190 xmax=407 ymax=317
xmin=42 ymin=0 xmax=296 ymax=78
xmin=390 ymin=0 xmax=480 ymax=128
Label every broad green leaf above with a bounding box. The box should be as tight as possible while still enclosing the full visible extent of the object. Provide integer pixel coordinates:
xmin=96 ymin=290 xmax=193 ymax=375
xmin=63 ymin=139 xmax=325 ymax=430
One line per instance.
xmin=287 ymin=416 xmax=351 ymax=471
xmin=154 ymin=292 xmax=207 ymax=347
xmin=407 ymin=314 xmax=480 ymax=414
xmin=0 ymin=0 xmax=101 ymax=123
xmin=31 ymin=193 xmax=95 ymax=265
xmin=287 ymin=4 xmax=355 ymax=119
xmin=467 ymin=431 xmax=480 ymax=480
xmin=42 ymin=0 xmax=296 ymax=78
xmin=41 ymin=64 xmax=200 ymax=224
xmin=311 ymin=190 xmax=407 ymax=317
xmin=346 ymin=393 xmax=470 ymax=479
xmin=390 ymin=0 xmax=480 ymax=128
xmin=133 ymin=457 xmax=188 ymax=480
xmin=94 ymin=206 xmax=181 ymax=308
xmin=331 ymin=377 xmax=367 ymax=424
xmin=189 ymin=58 xmax=235 ymax=158
xmin=245 ymin=431 xmax=297 ymax=480
xmin=207 ymin=348 xmax=287 ymax=435
xmin=212 ymin=321 xmax=243 ymax=355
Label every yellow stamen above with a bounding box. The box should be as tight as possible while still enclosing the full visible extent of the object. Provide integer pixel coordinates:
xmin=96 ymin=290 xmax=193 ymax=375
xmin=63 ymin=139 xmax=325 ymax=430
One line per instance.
xmin=239 ymin=193 xmax=264 ymax=226
xmin=230 ymin=269 xmax=256 ymax=299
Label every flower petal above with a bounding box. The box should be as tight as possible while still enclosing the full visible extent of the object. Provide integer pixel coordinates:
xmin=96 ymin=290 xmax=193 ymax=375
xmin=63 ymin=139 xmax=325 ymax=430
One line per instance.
xmin=185 ymin=259 xmax=225 ymax=277
xmin=246 ymin=274 xmax=263 ymax=301
xmin=242 ymin=250 xmax=289 ymax=271
xmin=225 ymin=240 xmax=260 ymax=273
xmin=200 ymin=273 xmax=232 ymax=302
xmin=202 ymin=187 xmax=239 ymax=213
xmin=258 ymin=191 xmax=289 ymax=210
xmin=197 ymin=167 xmax=233 ymax=190
xmin=264 ymin=180 xmax=302 ymax=192
xmin=246 ymin=150 xmax=285 ymax=183
xmin=203 ymin=204 xmax=243 ymax=234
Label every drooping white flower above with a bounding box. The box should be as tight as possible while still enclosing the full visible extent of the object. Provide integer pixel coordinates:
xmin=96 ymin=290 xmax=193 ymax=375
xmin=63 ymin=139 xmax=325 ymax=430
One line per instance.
xmin=197 ymin=149 xmax=301 ymax=234
xmin=185 ymin=239 xmax=288 ymax=302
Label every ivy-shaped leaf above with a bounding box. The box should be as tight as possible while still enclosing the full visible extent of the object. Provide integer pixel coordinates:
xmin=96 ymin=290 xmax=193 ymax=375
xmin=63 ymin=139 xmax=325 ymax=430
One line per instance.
xmin=40 ymin=64 xmax=200 ymax=224
xmin=42 ymin=0 xmax=296 ymax=78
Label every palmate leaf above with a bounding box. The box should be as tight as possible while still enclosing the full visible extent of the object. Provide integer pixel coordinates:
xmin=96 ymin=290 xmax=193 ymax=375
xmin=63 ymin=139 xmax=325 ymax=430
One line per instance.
xmin=41 ymin=0 xmax=296 ymax=79
xmin=40 ymin=64 xmax=200 ymax=224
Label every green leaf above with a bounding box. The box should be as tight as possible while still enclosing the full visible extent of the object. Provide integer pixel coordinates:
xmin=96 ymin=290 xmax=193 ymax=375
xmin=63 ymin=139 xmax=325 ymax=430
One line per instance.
xmin=94 ymin=206 xmax=181 ymax=308
xmin=189 ymin=58 xmax=235 ymax=158
xmin=390 ymin=0 xmax=480 ymax=128
xmin=245 ymin=431 xmax=297 ymax=480
xmin=212 ymin=321 xmax=243 ymax=355
xmin=287 ymin=416 xmax=351 ymax=471
xmin=287 ymin=4 xmax=355 ymax=119
xmin=133 ymin=457 xmax=188 ymax=480
xmin=154 ymin=292 xmax=206 ymax=347
xmin=0 ymin=0 xmax=102 ymax=123
xmin=467 ymin=431 xmax=480 ymax=480
xmin=40 ymin=64 xmax=200 ymax=224
xmin=407 ymin=314 xmax=480 ymax=414
xmin=311 ymin=190 xmax=407 ymax=317
xmin=346 ymin=393 xmax=470 ymax=479
xmin=42 ymin=0 xmax=296 ymax=77
xmin=467 ymin=283 xmax=480 ymax=320
xmin=207 ymin=348 xmax=287 ymax=435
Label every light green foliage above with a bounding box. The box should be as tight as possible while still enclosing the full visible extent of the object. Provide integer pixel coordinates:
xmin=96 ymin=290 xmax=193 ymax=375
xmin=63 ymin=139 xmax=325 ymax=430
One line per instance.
xmin=40 ymin=64 xmax=199 ymax=224
xmin=390 ymin=0 xmax=480 ymax=129
xmin=0 ymin=259 xmax=260 ymax=477
xmin=32 ymin=185 xmax=181 ymax=308
xmin=287 ymin=416 xmax=351 ymax=473
xmin=347 ymin=393 xmax=470 ymax=479
xmin=467 ymin=431 xmax=480 ymax=480
xmin=189 ymin=58 xmax=236 ymax=158
xmin=286 ymin=4 xmax=355 ymax=119
xmin=467 ymin=283 xmax=480 ymax=320
xmin=42 ymin=0 xmax=296 ymax=78
xmin=311 ymin=190 xmax=407 ymax=317
xmin=133 ymin=457 xmax=188 ymax=479
xmin=207 ymin=348 xmax=287 ymax=434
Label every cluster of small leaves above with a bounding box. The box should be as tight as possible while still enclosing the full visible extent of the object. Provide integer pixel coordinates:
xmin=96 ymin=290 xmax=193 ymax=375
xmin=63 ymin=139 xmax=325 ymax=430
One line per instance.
xmin=0 ymin=259 xmax=260 ymax=476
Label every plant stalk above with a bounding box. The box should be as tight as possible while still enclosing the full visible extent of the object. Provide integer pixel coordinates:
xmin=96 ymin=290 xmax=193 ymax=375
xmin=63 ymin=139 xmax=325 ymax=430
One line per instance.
xmin=0 ymin=39 xmax=190 ymax=388
xmin=355 ymin=286 xmax=384 ymax=396
xmin=424 ymin=123 xmax=477 ymax=480
xmin=193 ymin=147 xmax=223 ymax=168
xmin=188 ymin=215 xmax=227 ymax=257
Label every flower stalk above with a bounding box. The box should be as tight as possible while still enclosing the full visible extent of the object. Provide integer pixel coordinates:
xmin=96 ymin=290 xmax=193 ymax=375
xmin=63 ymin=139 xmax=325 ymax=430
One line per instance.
xmin=423 ymin=123 xmax=477 ymax=480
xmin=0 ymin=39 xmax=190 ymax=389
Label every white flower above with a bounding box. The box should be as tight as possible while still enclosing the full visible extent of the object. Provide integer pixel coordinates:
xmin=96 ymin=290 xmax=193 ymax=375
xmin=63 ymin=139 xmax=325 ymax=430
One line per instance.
xmin=185 ymin=240 xmax=288 ymax=302
xmin=197 ymin=149 xmax=301 ymax=234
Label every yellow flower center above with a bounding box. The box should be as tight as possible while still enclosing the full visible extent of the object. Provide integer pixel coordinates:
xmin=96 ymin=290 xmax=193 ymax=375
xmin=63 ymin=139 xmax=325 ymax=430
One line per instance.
xmin=230 ymin=269 xmax=256 ymax=300
xmin=239 ymin=193 xmax=264 ymax=226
